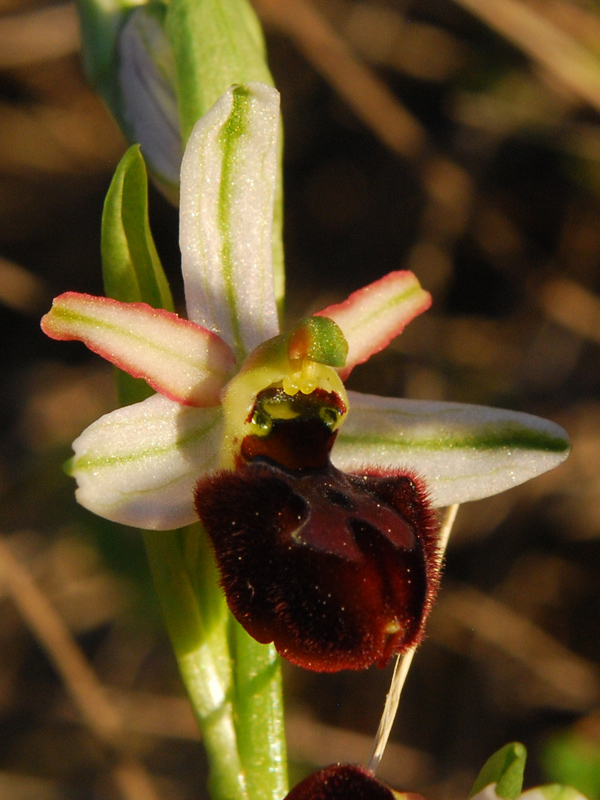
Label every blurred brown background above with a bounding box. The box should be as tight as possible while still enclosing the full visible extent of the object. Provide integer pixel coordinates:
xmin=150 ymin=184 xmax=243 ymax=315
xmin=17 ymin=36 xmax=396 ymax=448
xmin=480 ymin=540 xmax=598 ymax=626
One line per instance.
xmin=0 ymin=0 xmax=599 ymax=798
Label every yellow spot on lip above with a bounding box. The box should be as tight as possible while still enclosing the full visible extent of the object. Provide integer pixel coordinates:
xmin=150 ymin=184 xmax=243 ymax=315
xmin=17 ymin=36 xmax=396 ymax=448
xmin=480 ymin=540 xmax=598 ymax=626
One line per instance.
xmin=384 ymin=619 xmax=401 ymax=635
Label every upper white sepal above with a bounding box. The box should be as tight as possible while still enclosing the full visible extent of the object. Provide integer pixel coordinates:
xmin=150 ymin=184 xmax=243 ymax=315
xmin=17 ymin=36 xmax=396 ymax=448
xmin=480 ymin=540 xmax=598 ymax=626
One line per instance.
xmin=180 ymin=82 xmax=280 ymax=360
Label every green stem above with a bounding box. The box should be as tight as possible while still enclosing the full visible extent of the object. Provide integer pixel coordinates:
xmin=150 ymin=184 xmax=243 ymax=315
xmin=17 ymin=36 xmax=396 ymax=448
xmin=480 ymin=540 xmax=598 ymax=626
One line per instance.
xmin=143 ymin=527 xmax=246 ymax=800
xmin=143 ymin=526 xmax=288 ymax=800
xmin=232 ymin=623 xmax=287 ymax=800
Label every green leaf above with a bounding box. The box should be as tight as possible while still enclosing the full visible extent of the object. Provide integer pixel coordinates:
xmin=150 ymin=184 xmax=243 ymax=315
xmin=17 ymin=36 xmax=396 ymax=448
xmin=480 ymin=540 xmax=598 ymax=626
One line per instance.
xmin=470 ymin=743 xmax=528 ymax=799
xmin=101 ymin=144 xmax=174 ymax=404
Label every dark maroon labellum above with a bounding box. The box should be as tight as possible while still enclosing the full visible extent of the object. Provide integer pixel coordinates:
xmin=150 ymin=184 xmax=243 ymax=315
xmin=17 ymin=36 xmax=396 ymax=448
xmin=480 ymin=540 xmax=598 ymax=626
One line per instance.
xmin=284 ymin=763 xmax=424 ymax=800
xmin=195 ymin=388 xmax=440 ymax=672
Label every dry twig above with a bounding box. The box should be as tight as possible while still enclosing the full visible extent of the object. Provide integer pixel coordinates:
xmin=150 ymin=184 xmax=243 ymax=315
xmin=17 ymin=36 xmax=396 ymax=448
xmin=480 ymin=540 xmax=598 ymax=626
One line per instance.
xmin=0 ymin=534 xmax=161 ymax=800
xmin=253 ymin=0 xmax=427 ymax=160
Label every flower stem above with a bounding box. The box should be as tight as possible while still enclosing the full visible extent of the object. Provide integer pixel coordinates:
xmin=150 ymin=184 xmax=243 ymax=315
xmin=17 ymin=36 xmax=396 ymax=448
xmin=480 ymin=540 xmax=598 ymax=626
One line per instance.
xmin=232 ymin=623 xmax=288 ymax=800
xmin=143 ymin=527 xmax=247 ymax=800
xmin=143 ymin=526 xmax=288 ymax=800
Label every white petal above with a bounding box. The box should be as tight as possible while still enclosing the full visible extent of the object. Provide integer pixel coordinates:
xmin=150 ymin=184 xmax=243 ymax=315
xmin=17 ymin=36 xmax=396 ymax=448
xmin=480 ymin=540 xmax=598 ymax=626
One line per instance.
xmin=470 ymin=785 xmax=501 ymax=800
xmin=180 ymin=82 xmax=280 ymax=360
xmin=333 ymin=392 xmax=570 ymax=507
xmin=471 ymin=786 xmax=589 ymax=800
xmin=71 ymin=394 xmax=222 ymax=529
xmin=521 ymin=787 xmax=590 ymax=800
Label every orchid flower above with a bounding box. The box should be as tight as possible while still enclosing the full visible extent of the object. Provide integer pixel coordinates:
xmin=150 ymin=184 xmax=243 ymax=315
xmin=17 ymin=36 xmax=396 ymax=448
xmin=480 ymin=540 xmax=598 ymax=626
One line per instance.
xmin=42 ymin=82 xmax=569 ymax=674
xmin=281 ymin=743 xmax=589 ymax=800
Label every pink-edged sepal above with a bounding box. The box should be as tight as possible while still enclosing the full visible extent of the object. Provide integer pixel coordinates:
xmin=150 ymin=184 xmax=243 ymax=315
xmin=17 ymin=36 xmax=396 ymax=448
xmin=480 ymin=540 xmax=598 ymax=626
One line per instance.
xmin=42 ymin=292 xmax=237 ymax=407
xmin=316 ymin=271 xmax=431 ymax=378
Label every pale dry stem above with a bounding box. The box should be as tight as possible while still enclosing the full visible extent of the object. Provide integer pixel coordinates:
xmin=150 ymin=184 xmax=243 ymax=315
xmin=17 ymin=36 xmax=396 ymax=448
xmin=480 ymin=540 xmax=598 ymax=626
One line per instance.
xmin=368 ymin=504 xmax=460 ymax=774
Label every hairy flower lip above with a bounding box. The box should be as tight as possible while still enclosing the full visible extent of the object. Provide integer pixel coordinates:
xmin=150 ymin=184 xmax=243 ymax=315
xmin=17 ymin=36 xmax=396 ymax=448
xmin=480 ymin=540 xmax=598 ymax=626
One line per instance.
xmin=194 ymin=453 xmax=440 ymax=672
xmin=282 ymin=760 xmax=591 ymax=800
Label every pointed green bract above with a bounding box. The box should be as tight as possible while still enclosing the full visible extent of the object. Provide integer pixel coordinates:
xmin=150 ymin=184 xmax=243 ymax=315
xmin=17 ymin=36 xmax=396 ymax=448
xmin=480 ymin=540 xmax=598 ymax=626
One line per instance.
xmin=470 ymin=743 xmax=527 ymax=800
xmin=165 ymin=0 xmax=272 ymax=142
xmin=102 ymin=144 xmax=174 ymax=310
xmin=102 ymin=145 xmax=175 ymax=404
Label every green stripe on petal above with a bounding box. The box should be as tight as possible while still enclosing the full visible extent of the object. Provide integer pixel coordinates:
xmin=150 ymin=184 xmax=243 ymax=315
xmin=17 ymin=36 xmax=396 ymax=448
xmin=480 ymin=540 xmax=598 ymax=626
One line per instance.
xmin=42 ymin=292 xmax=236 ymax=407
xmin=333 ymin=392 xmax=570 ymax=507
xmin=180 ymin=82 xmax=280 ymax=360
xmin=71 ymin=394 xmax=223 ymax=529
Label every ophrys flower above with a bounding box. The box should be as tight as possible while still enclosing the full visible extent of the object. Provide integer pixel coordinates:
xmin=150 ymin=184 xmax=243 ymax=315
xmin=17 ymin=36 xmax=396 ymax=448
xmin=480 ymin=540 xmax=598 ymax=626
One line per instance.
xmin=42 ymin=83 xmax=570 ymax=671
